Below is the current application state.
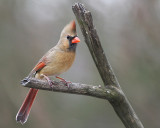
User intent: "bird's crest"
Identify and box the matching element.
[60,20,77,38]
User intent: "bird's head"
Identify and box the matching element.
[57,21,80,52]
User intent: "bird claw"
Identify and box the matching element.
[56,76,71,87]
[63,81,71,87]
[41,75,72,87]
[41,74,54,88]
[48,80,55,87]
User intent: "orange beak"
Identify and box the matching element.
[72,37,80,43]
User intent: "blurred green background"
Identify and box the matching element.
[0,0,160,128]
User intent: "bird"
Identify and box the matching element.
[16,21,80,124]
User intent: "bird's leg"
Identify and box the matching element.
[56,76,71,86]
[40,74,54,87]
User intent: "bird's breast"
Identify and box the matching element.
[38,51,76,77]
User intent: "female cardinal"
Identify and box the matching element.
[16,21,80,124]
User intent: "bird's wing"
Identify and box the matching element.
[27,61,46,78]
[27,47,58,78]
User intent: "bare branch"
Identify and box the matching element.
[72,3,119,88]
[21,77,120,100]
[72,3,144,128]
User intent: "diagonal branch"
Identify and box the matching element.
[72,3,144,128]
[72,3,120,88]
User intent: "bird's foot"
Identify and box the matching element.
[40,74,55,87]
[56,76,71,87]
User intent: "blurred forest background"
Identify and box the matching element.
[0,0,160,128]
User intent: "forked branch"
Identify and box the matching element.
[21,3,144,128]
[72,3,144,128]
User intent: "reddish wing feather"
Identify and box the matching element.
[33,62,46,72]
[27,61,46,78]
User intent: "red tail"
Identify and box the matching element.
[16,88,38,124]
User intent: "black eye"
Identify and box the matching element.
[67,35,70,39]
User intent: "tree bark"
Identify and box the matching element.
[21,3,144,128]
[72,3,144,128]
[21,77,119,100]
